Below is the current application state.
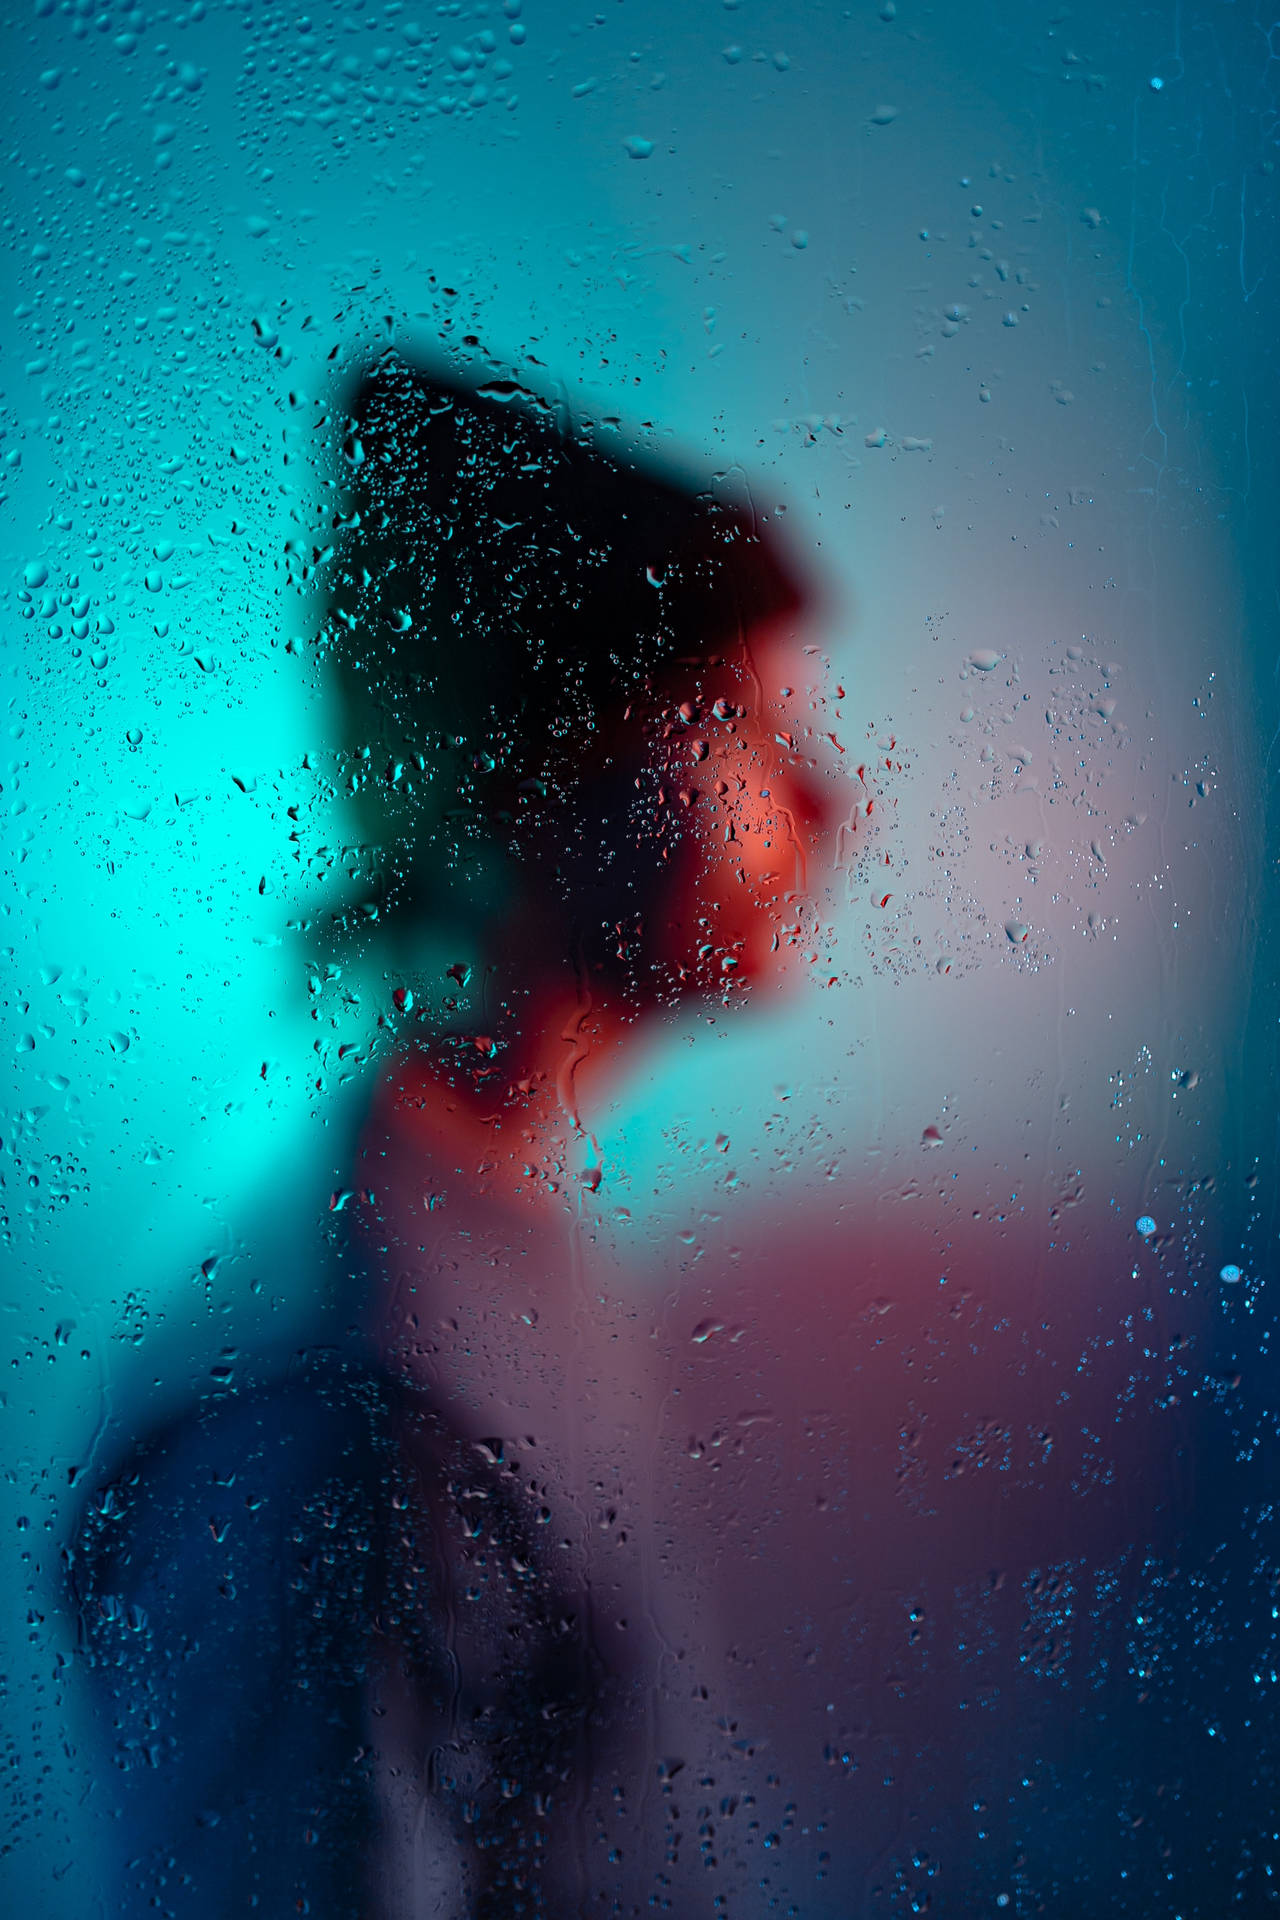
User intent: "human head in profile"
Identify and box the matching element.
[329,348,838,1192]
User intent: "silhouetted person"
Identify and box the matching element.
[72,349,834,1918]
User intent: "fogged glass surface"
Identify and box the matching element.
[3,2,1277,1914]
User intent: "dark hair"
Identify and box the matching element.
[326,352,805,872]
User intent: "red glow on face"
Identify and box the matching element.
[647,627,844,994]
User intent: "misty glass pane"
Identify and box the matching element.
[3,2,1277,1914]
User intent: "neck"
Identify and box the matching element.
[367,980,637,1218]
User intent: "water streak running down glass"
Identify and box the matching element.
[2,3,1278,1916]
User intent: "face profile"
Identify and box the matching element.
[328,352,842,1151]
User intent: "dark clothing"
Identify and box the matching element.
[71,1358,593,1918]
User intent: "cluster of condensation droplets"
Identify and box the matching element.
[1136,1216,1245,1286]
